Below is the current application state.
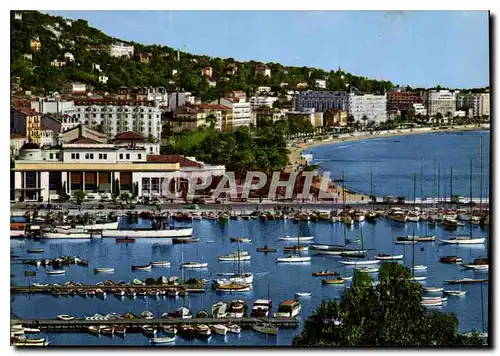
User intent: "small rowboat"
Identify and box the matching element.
[312,270,337,277]
[181,262,208,269]
[322,278,345,285]
[444,290,467,296]
[116,237,136,243]
[228,324,241,334]
[338,260,380,266]
[276,256,311,263]
[150,261,171,267]
[256,246,277,253]
[423,286,444,293]
[162,325,177,335]
[46,269,65,275]
[409,276,427,282]
[114,326,126,335]
[440,237,485,245]
[101,327,114,336]
[395,240,418,245]
[141,325,157,336]
[411,265,428,271]
[27,248,44,253]
[173,238,200,244]
[439,256,463,264]
[94,267,115,273]
[375,254,403,260]
[57,314,74,321]
[230,237,252,243]
[295,292,312,297]
[150,336,176,344]
[131,264,152,271]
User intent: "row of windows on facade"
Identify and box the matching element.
[77,113,160,119]
[77,107,160,113]
[69,153,144,160]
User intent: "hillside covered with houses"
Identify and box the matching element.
[11,10,394,102]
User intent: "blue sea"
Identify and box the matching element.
[305,130,490,199]
[12,218,489,346]
[11,130,490,346]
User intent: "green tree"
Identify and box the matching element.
[73,190,86,205]
[120,192,131,204]
[293,263,487,347]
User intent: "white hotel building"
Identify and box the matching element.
[109,43,135,58]
[73,99,162,140]
[11,132,225,202]
[294,91,387,123]
[425,90,457,117]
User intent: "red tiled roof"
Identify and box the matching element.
[66,137,101,144]
[12,106,39,116]
[113,131,147,143]
[146,155,203,168]
[198,104,231,110]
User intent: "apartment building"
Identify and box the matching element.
[294,91,387,123]
[425,90,457,117]
[387,90,424,112]
[73,99,162,139]
[11,107,42,144]
[249,96,278,109]
[456,92,490,118]
[211,97,252,129]
[31,96,77,117]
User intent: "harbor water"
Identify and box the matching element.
[11,217,489,346]
[306,130,490,199]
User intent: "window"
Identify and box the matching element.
[138,154,142,160]
[119,153,123,159]
[71,153,76,159]
[126,154,130,159]
[76,153,80,159]
[150,147,153,152]
[90,153,94,159]
[99,153,102,159]
[85,153,90,159]
[55,153,60,159]
[103,153,107,159]
[49,153,53,159]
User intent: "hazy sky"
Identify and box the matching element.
[49,10,489,88]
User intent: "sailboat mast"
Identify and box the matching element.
[448,167,452,207]
[433,160,437,209]
[469,160,473,216]
[480,281,485,334]
[413,173,416,209]
[479,135,483,213]
[412,230,415,277]
[437,164,441,206]
[420,159,424,199]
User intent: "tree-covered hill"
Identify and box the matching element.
[11,10,394,101]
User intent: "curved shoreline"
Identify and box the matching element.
[288,124,490,166]
[287,124,490,202]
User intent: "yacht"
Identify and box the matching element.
[274,300,301,317]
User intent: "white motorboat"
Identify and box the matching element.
[150,261,171,267]
[441,218,459,228]
[10,230,25,237]
[275,300,301,317]
[141,326,157,336]
[216,272,253,284]
[252,323,278,336]
[411,265,428,272]
[101,227,193,238]
[387,208,407,223]
[338,260,380,266]
[73,221,120,230]
[276,256,311,263]
[94,267,115,273]
[211,324,228,336]
[462,264,488,271]
[57,314,74,321]
[219,253,251,262]
[215,281,251,292]
[295,292,312,297]
[355,266,379,273]
[420,299,443,306]
[423,286,444,293]
[211,302,228,318]
[181,262,208,269]
[42,231,94,239]
[375,254,403,260]
[409,276,427,282]
[228,324,241,334]
[444,290,467,296]
[440,237,485,244]
[46,269,65,275]
[150,336,176,344]
[279,235,314,242]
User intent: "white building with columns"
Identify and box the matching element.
[11,141,225,202]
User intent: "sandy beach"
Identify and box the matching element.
[287,124,490,202]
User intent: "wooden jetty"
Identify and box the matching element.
[11,283,206,294]
[12,317,299,332]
